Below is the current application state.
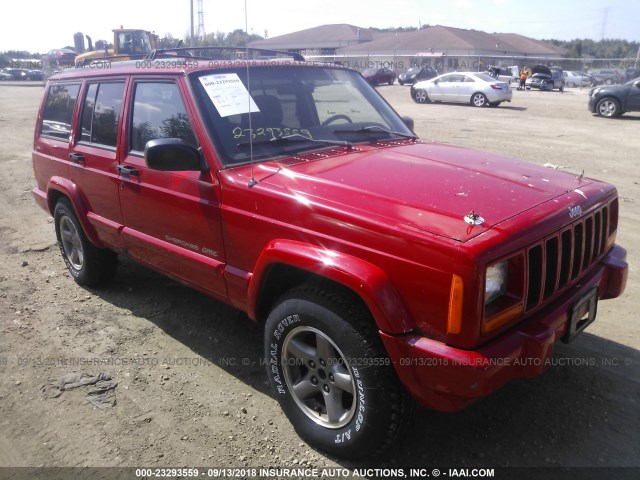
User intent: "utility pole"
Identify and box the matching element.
[197,0,205,38]
[190,0,195,47]
[600,7,609,40]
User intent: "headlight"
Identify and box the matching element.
[485,261,508,305]
[482,256,525,334]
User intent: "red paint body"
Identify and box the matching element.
[32,62,628,411]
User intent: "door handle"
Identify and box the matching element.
[117,165,139,178]
[68,153,85,164]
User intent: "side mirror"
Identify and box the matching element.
[401,116,415,132]
[144,138,207,172]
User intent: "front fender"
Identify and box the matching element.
[46,176,104,248]
[248,239,414,334]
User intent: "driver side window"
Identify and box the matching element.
[129,82,197,154]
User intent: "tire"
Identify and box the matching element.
[412,88,429,104]
[264,285,409,458]
[54,198,118,286]
[595,97,621,118]
[398,80,404,86]
[388,77,395,85]
[567,82,575,88]
[471,92,488,107]
[605,78,613,85]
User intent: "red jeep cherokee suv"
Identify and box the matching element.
[32,50,628,458]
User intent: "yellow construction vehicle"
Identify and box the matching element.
[74,28,159,66]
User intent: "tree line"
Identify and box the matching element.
[544,38,640,59]
[2,31,639,65]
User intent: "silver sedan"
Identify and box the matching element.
[411,72,513,107]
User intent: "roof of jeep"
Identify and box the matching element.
[50,57,351,81]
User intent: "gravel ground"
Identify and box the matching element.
[0,81,638,476]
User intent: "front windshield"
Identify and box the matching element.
[190,65,413,167]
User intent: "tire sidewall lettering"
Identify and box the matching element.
[266,301,370,448]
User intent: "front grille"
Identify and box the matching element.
[525,204,610,312]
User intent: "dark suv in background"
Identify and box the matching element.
[398,65,438,85]
[589,76,640,117]
[525,65,565,91]
[589,69,624,85]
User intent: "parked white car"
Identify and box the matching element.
[411,72,513,107]
[498,66,519,83]
[563,71,595,88]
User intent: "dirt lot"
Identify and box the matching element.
[0,82,638,475]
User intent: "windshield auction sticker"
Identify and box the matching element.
[198,73,259,117]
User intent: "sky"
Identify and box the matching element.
[1,0,638,53]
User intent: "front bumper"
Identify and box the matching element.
[380,245,628,412]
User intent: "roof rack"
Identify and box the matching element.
[145,46,305,62]
[75,54,148,67]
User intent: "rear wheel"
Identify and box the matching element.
[264,285,410,458]
[471,92,488,107]
[388,77,395,85]
[595,97,621,118]
[54,198,118,286]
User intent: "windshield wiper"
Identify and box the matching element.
[333,125,417,140]
[237,133,353,150]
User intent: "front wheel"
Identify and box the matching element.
[595,97,621,118]
[264,285,409,458]
[471,92,488,107]
[412,88,430,103]
[54,198,118,286]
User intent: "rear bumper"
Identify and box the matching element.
[381,245,628,412]
[32,187,50,213]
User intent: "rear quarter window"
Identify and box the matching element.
[40,83,81,140]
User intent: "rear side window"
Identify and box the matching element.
[40,83,81,140]
[129,82,197,153]
[79,82,126,148]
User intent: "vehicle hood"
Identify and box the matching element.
[257,142,590,242]
[590,83,632,96]
[529,73,551,80]
[531,65,553,76]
